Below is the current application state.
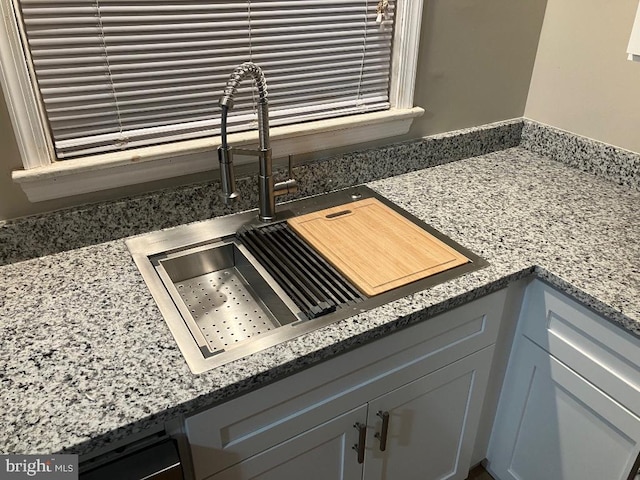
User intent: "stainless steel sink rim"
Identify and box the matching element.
[126,186,489,374]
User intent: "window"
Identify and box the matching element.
[0,0,423,201]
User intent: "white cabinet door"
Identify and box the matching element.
[205,405,367,480]
[364,346,494,480]
[487,338,640,480]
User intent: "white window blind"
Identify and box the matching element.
[15,0,395,160]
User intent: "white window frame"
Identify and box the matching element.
[0,1,424,202]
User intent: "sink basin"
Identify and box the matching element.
[152,240,301,357]
[126,186,488,373]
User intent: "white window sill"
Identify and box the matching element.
[12,107,424,202]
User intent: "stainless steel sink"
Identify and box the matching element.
[126,186,488,374]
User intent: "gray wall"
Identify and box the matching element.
[410,0,547,137]
[525,0,640,154]
[0,0,548,221]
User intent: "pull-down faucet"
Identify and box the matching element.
[218,62,297,222]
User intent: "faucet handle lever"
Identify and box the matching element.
[274,155,297,198]
[274,178,298,197]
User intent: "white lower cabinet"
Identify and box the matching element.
[487,280,640,480]
[185,290,507,480]
[206,347,493,480]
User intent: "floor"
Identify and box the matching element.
[467,465,496,480]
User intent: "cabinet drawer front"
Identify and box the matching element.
[186,289,506,480]
[520,280,640,415]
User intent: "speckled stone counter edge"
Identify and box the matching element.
[520,119,640,191]
[0,119,522,266]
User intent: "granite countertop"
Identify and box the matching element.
[0,146,638,456]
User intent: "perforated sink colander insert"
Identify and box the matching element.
[175,268,278,353]
[152,240,302,357]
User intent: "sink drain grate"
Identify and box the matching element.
[237,222,366,320]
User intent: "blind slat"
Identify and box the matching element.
[51,91,388,138]
[48,85,387,121]
[41,64,390,95]
[31,38,392,66]
[30,32,390,56]
[34,49,390,78]
[25,13,379,25]
[55,97,389,150]
[41,83,390,109]
[37,53,389,85]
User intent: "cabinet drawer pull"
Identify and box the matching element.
[375,410,390,451]
[352,422,367,464]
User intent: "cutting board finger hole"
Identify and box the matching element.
[325,209,353,219]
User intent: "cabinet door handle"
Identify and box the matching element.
[352,422,367,464]
[375,410,390,451]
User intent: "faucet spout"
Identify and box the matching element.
[218,62,295,222]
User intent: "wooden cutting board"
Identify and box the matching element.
[287,198,470,297]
